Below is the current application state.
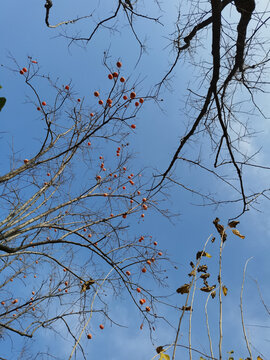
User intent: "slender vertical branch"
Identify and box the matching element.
[240,257,253,360]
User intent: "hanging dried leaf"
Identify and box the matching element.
[232,229,245,239]
[196,251,212,260]
[228,220,240,228]
[81,279,95,292]
[198,265,208,273]
[176,283,190,294]
[222,285,228,296]
[156,346,164,354]
[190,261,195,268]
[181,305,192,311]
[213,218,227,242]
[200,285,216,293]
[203,279,209,286]
[211,290,216,299]
[257,356,263,360]
[188,269,196,277]
[211,236,215,243]
[200,273,210,280]
[159,353,170,360]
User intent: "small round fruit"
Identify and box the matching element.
[24,159,29,164]
[123,186,126,190]
[129,180,134,185]
[141,214,145,218]
[145,306,151,312]
[96,175,101,180]
[31,60,37,64]
[99,324,104,330]
[65,281,68,286]
[131,124,136,129]
[88,142,91,146]
[142,198,147,202]
[42,101,46,106]
[139,98,144,104]
[135,102,139,107]
[137,191,141,195]
[77,98,81,102]
[123,95,128,100]
[107,98,112,105]
[147,260,151,265]
[113,72,118,78]
[99,100,103,105]
[130,199,134,204]
[47,172,50,176]
[65,85,70,90]
[90,113,94,117]
[142,267,146,273]
[87,333,92,339]
[153,241,157,246]
[143,204,148,210]
[37,107,41,111]
[94,91,100,97]
[126,271,131,276]
[22,67,27,73]
[20,70,24,75]
[103,193,108,197]
[122,214,127,219]
[120,77,125,83]
[130,92,136,99]
[108,74,113,80]
[1,301,5,305]
[116,61,122,68]
[139,299,145,305]
[136,287,141,293]
[158,252,163,256]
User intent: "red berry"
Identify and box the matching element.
[99,100,103,105]
[137,191,141,195]
[31,60,37,64]
[143,204,148,210]
[96,175,102,180]
[24,159,29,164]
[139,98,144,104]
[123,95,128,100]
[107,98,112,105]
[108,74,113,80]
[116,61,122,68]
[122,214,127,219]
[136,287,141,293]
[135,102,139,107]
[120,77,125,83]
[142,268,146,273]
[1,301,5,305]
[113,72,118,78]
[77,98,81,102]
[20,70,24,75]
[37,107,41,111]
[141,214,145,218]
[130,92,136,99]
[42,101,46,106]
[154,241,157,246]
[122,186,126,190]
[103,193,108,197]
[158,252,163,256]
[99,324,104,330]
[139,299,145,305]
[65,85,70,90]
[94,91,99,97]
[130,199,134,204]
[88,142,91,146]
[87,334,92,339]
[90,113,94,117]
[126,271,131,276]
[145,306,151,312]
[129,180,134,185]
[131,124,136,129]
[147,260,151,265]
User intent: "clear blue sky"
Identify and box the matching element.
[1,1,270,359]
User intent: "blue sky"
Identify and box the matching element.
[1,1,270,359]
